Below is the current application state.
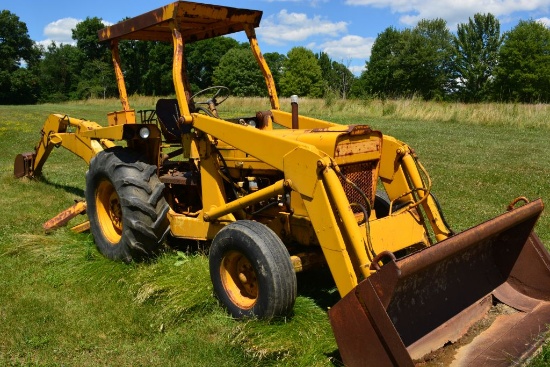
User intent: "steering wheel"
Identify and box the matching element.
[190,86,230,106]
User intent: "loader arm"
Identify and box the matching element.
[189,113,427,296]
[378,134,453,241]
[182,114,363,293]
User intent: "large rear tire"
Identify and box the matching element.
[85,148,170,262]
[209,220,297,319]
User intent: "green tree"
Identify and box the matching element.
[493,20,550,102]
[363,20,455,100]
[0,10,37,71]
[332,60,355,99]
[71,17,116,99]
[76,59,115,99]
[0,68,40,104]
[317,51,334,90]
[213,48,266,96]
[453,13,502,102]
[72,17,109,61]
[142,42,174,96]
[361,27,404,98]
[0,10,41,104]
[264,52,287,92]
[316,52,355,99]
[117,35,175,96]
[399,19,456,99]
[118,40,154,95]
[185,37,240,91]
[38,42,81,102]
[279,47,324,98]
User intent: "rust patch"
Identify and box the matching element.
[43,201,87,232]
[98,2,262,43]
[407,295,493,360]
[337,161,377,208]
[335,140,380,157]
[14,152,35,178]
[416,302,519,367]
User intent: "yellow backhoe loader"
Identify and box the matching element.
[14,2,550,365]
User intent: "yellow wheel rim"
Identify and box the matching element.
[95,179,122,245]
[220,250,258,309]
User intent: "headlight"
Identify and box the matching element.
[139,127,150,139]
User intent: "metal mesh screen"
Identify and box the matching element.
[338,162,376,211]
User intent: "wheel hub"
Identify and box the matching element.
[221,251,258,309]
[108,191,122,231]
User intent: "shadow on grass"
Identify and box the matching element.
[296,266,340,310]
[165,235,210,255]
[40,176,85,198]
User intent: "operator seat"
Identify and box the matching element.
[155,98,190,142]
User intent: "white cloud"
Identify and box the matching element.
[37,18,113,48]
[41,18,81,46]
[37,39,55,48]
[258,9,348,45]
[538,17,550,27]
[319,35,375,60]
[345,0,550,27]
[348,64,366,74]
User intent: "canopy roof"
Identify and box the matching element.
[98,1,262,43]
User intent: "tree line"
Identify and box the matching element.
[1,10,549,105]
[357,14,550,103]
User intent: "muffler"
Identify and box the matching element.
[329,198,550,366]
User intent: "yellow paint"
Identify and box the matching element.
[95,179,123,244]
[107,110,135,126]
[299,177,359,297]
[271,110,338,130]
[110,41,131,112]
[171,27,193,123]
[245,25,279,110]
[369,211,429,253]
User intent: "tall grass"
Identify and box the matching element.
[1,98,549,366]
[42,95,550,129]
[223,96,550,129]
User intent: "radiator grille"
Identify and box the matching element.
[338,162,376,211]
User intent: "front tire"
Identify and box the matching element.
[85,148,170,262]
[209,220,297,319]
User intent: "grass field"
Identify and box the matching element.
[0,97,549,366]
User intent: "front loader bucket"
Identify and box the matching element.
[329,199,550,366]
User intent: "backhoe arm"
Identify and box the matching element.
[14,114,116,178]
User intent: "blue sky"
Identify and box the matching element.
[3,0,550,74]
